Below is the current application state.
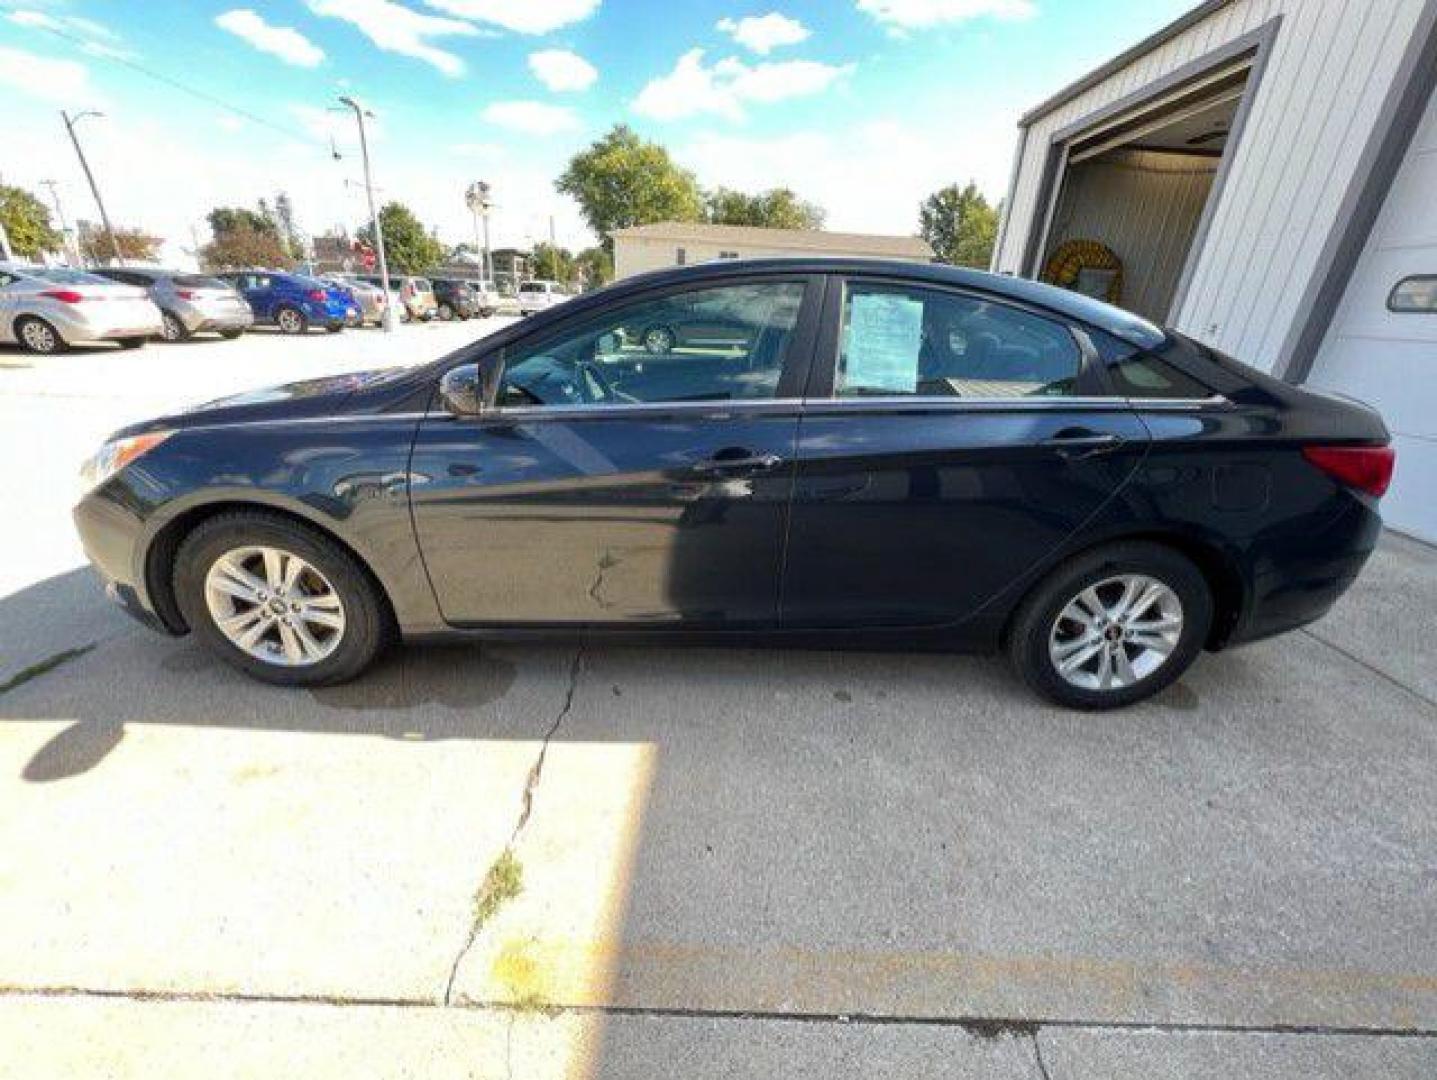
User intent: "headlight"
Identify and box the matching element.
[80,430,175,493]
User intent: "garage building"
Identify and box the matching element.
[995,0,1437,541]
[611,222,933,281]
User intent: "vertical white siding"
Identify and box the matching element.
[995,0,1427,372]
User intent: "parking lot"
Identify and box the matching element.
[1,324,1434,1078]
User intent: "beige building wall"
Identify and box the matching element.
[614,237,920,279]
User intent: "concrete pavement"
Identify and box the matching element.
[1,326,1434,1077]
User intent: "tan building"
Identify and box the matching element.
[610,222,933,280]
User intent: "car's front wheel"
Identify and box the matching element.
[160,311,189,342]
[1007,541,1211,710]
[173,511,391,686]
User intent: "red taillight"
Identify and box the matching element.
[308,289,327,301]
[1302,444,1395,497]
[176,289,197,300]
[41,289,86,304]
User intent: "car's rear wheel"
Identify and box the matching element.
[219,328,245,340]
[160,311,189,342]
[1007,541,1211,710]
[642,325,676,354]
[275,306,307,335]
[173,512,391,686]
[117,337,147,349]
[15,316,66,355]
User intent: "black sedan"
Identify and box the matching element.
[73,259,1394,709]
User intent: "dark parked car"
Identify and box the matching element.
[214,270,356,334]
[430,278,482,321]
[93,268,253,342]
[73,259,1394,709]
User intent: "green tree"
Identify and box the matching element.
[574,245,613,290]
[556,125,703,251]
[77,222,161,264]
[201,205,291,269]
[531,242,575,283]
[705,187,825,230]
[919,182,999,269]
[357,202,445,275]
[0,184,63,258]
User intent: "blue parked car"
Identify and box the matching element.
[216,270,357,334]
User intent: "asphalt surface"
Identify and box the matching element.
[1,324,1434,1078]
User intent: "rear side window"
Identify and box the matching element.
[1091,330,1213,400]
[836,282,1082,399]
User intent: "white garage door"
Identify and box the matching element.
[1307,88,1437,543]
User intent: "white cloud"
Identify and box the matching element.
[0,46,94,104]
[7,9,136,59]
[422,0,600,35]
[677,118,1018,235]
[481,100,580,135]
[528,49,597,92]
[716,12,810,55]
[306,0,478,77]
[633,49,852,122]
[215,9,325,68]
[856,0,1037,30]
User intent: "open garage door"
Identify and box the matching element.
[1026,56,1258,323]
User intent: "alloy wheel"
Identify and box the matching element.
[162,313,185,341]
[1047,573,1183,691]
[277,309,303,334]
[20,319,59,353]
[204,545,346,667]
[643,327,674,354]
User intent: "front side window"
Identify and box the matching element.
[836,282,1082,399]
[498,280,807,408]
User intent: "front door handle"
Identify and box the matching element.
[1040,429,1126,460]
[693,450,784,476]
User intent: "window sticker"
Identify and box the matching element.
[845,291,922,393]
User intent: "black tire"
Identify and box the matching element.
[326,323,343,333]
[275,306,308,335]
[1006,541,1212,710]
[160,311,190,342]
[438,303,454,321]
[480,308,495,319]
[173,511,392,687]
[117,336,147,350]
[219,328,245,340]
[15,315,66,354]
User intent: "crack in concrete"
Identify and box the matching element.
[4,984,1437,1042]
[441,647,585,1006]
[1300,628,1437,712]
[0,643,96,695]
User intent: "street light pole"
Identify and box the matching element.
[41,180,73,265]
[61,110,122,267]
[465,181,493,285]
[338,96,397,332]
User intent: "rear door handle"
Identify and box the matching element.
[694,451,784,476]
[1040,430,1126,459]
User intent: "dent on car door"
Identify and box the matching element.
[408,275,823,626]
[780,277,1149,629]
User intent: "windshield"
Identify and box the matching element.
[519,282,547,294]
[33,268,112,285]
[174,274,230,289]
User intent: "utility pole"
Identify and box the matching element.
[338,96,398,332]
[41,180,73,265]
[61,110,123,267]
[465,181,493,284]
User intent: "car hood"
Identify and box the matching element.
[113,367,417,437]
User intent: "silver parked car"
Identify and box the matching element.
[94,267,253,342]
[322,275,387,326]
[0,265,163,354]
[516,279,568,316]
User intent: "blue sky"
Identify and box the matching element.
[1,0,1194,260]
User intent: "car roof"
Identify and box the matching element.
[609,257,1166,347]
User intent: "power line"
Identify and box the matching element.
[26,21,321,146]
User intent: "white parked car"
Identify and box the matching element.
[516,279,568,316]
[471,279,501,318]
[0,265,163,353]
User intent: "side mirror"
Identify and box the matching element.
[439,362,486,416]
